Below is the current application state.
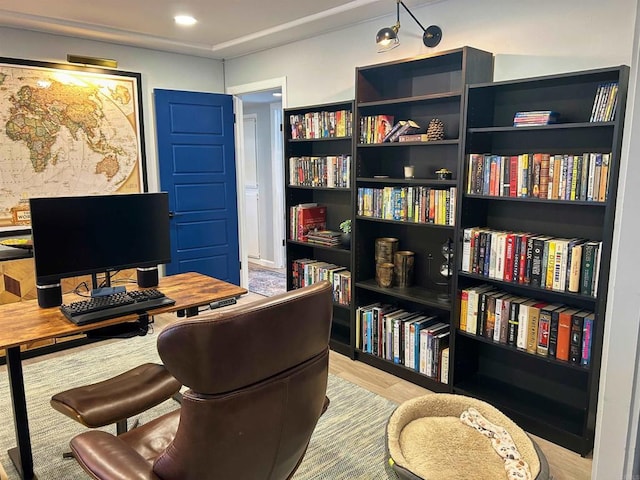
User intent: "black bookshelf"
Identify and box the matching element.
[453,66,629,455]
[283,100,355,358]
[351,47,494,389]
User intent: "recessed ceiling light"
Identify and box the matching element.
[175,15,197,26]
[272,92,282,97]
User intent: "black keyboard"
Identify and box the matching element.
[60,289,176,326]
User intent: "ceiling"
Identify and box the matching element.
[0,0,439,60]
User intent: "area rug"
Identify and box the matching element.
[0,330,398,479]
[248,263,287,297]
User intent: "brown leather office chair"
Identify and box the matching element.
[70,280,334,480]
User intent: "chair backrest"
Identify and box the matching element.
[153,281,333,480]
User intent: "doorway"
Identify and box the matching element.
[227,78,287,291]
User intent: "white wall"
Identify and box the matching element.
[225,0,635,107]
[226,1,640,478]
[0,26,225,192]
[596,4,640,477]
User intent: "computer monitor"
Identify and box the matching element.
[29,192,172,289]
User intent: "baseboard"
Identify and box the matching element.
[248,259,276,269]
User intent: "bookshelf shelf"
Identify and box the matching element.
[358,178,458,187]
[288,136,352,143]
[462,194,607,207]
[286,239,351,254]
[456,329,592,371]
[357,91,462,108]
[284,100,355,358]
[356,279,452,310]
[467,122,615,133]
[455,65,629,456]
[357,139,459,147]
[355,216,456,230]
[457,272,598,305]
[353,350,450,393]
[286,185,350,192]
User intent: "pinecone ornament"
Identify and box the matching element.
[426,118,445,141]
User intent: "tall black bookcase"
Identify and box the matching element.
[352,47,494,388]
[453,66,629,455]
[283,100,355,357]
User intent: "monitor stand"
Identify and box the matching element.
[90,272,125,298]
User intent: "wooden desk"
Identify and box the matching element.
[0,272,246,480]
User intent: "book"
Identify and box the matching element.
[506,297,524,346]
[515,299,535,349]
[555,307,578,361]
[547,303,567,358]
[526,302,546,354]
[424,323,448,377]
[432,331,450,380]
[356,302,381,351]
[567,241,585,293]
[581,312,595,367]
[570,310,590,364]
[440,347,450,384]
[580,241,600,296]
[293,204,327,242]
[398,133,429,142]
[499,295,516,344]
[513,110,559,126]
[387,120,420,143]
[466,284,493,335]
[483,291,499,339]
[537,303,563,356]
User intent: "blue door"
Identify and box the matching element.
[154,89,240,285]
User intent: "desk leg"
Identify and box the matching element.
[6,346,36,480]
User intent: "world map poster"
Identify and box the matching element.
[0,58,145,230]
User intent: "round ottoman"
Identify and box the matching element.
[385,394,550,480]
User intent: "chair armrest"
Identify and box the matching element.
[71,430,161,480]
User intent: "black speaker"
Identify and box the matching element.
[137,267,159,288]
[36,282,62,308]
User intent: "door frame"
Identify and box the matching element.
[227,77,287,289]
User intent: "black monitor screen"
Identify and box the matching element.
[29,193,171,284]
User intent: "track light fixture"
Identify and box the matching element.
[376,0,442,52]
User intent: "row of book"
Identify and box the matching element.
[460,285,595,367]
[356,303,449,382]
[289,203,326,242]
[382,119,422,142]
[306,230,342,247]
[289,110,352,139]
[513,110,559,127]
[359,114,394,144]
[288,155,351,188]
[590,82,618,122]
[462,227,602,297]
[466,152,612,202]
[291,258,351,306]
[357,186,456,226]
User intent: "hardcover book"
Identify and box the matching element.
[581,312,595,367]
[555,307,577,361]
[570,310,590,364]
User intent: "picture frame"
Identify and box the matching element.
[0,56,147,232]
